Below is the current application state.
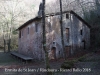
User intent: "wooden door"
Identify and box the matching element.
[65,46,71,57]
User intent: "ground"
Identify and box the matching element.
[0,50,100,75]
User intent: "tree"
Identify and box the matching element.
[59,0,66,60]
[0,0,27,52]
[42,0,51,75]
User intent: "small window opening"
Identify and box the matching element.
[48,17,51,22]
[53,42,55,44]
[49,23,52,32]
[19,31,21,38]
[80,30,82,35]
[22,30,23,36]
[35,23,38,32]
[66,14,69,19]
[82,40,86,49]
[59,51,60,55]
[28,27,29,34]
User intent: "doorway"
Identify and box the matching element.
[51,47,56,60]
[82,40,86,49]
[65,46,71,57]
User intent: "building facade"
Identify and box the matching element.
[17,11,90,60]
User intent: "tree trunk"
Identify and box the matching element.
[4,39,6,52]
[8,27,11,52]
[3,32,6,53]
[42,0,52,75]
[8,39,11,52]
[59,0,66,60]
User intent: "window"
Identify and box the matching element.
[66,28,69,42]
[19,31,21,38]
[48,22,52,32]
[35,23,38,32]
[48,17,51,22]
[80,29,82,35]
[53,42,55,44]
[22,30,23,36]
[66,14,69,19]
[47,17,52,32]
[59,51,60,55]
[82,40,86,49]
[28,27,29,34]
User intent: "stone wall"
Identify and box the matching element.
[18,12,90,60]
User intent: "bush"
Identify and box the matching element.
[61,60,77,69]
[78,56,86,62]
[61,63,72,69]
[61,54,89,69]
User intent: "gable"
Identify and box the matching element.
[70,11,91,28]
[17,17,41,30]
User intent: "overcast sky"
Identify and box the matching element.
[0,0,96,26]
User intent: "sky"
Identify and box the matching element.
[0,0,96,26]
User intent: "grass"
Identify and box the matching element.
[0,52,18,65]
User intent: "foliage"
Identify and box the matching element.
[81,0,100,48]
[77,56,86,62]
[12,30,18,35]
[61,60,77,69]
[0,0,36,52]
[10,35,18,50]
[61,53,90,69]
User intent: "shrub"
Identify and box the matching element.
[78,56,86,62]
[61,60,77,69]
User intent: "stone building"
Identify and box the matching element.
[17,10,91,60]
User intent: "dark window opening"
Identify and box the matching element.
[66,28,69,42]
[35,23,38,32]
[66,14,69,19]
[53,42,55,44]
[19,31,21,38]
[22,30,23,36]
[28,27,29,34]
[59,51,60,55]
[82,40,86,49]
[80,30,82,35]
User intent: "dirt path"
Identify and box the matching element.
[0,52,64,75]
[0,52,100,75]
[0,60,64,75]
